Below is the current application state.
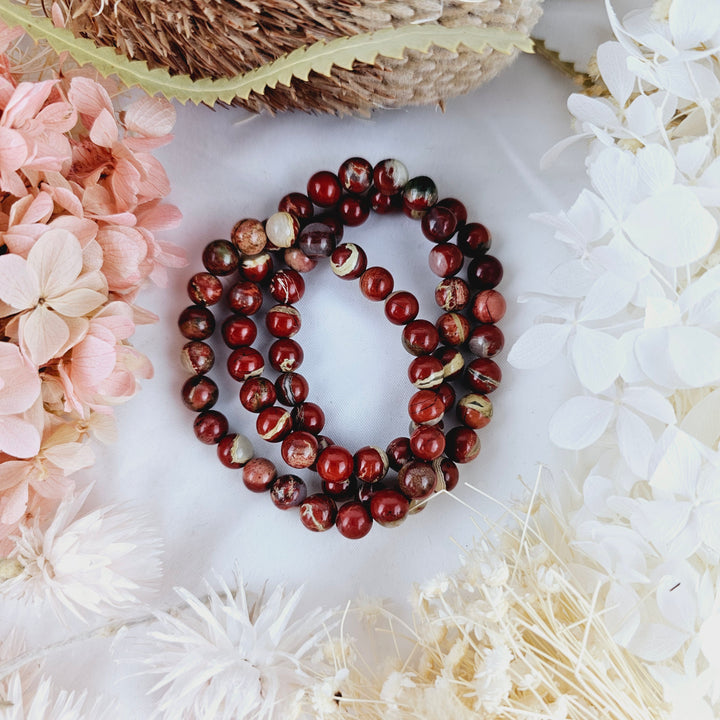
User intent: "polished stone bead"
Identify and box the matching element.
[434,277,470,312]
[437,197,468,227]
[385,291,419,325]
[300,494,338,532]
[278,192,314,221]
[269,339,304,372]
[435,381,457,412]
[222,315,257,348]
[316,445,354,482]
[182,375,218,411]
[354,446,389,483]
[436,312,470,346]
[265,304,301,338]
[298,222,337,258]
[187,272,223,305]
[292,402,325,434]
[179,305,215,341]
[432,457,459,491]
[336,501,373,539]
[408,389,445,425]
[468,324,504,358]
[408,355,445,389]
[330,243,367,280]
[369,186,400,214]
[202,239,239,276]
[314,213,344,242]
[357,480,384,505]
[269,269,305,304]
[457,393,493,429]
[227,347,264,381]
[338,195,370,226]
[428,243,464,278]
[434,346,465,381]
[457,222,492,256]
[398,460,437,499]
[227,280,263,316]
[339,157,373,195]
[386,436,412,471]
[275,372,309,406]
[370,489,410,527]
[465,358,502,393]
[181,341,215,375]
[402,319,440,356]
[231,218,267,255]
[445,426,481,463]
[373,159,409,196]
[271,474,307,509]
[242,457,277,492]
[360,266,394,301]
[471,290,506,324]
[402,176,438,219]
[421,205,457,242]
[467,255,503,290]
[408,417,445,435]
[256,406,293,442]
[265,211,300,249]
[193,410,228,444]
[307,170,342,207]
[284,247,317,273]
[281,430,319,469]
[239,376,277,413]
[410,425,446,461]
[217,432,254,468]
[311,435,335,471]
[321,476,357,500]
[240,251,273,283]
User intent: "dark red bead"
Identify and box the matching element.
[386,437,412,471]
[278,192,314,221]
[402,176,438,219]
[284,247,317,273]
[336,501,373,539]
[468,324,504,358]
[242,457,277,492]
[370,489,410,527]
[181,341,215,375]
[311,435,335,471]
[265,305,301,338]
[298,222,337,258]
[435,277,470,312]
[216,433,254,468]
[275,372,309,406]
[408,355,445,389]
[428,243,464,278]
[256,406,293,442]
[193,410,228,444]
[321,476,357,500]
[239,376,277,413]
[281,431,319,469]
[471,290,506,323]
[241,252,273,283]
[436,381,457,411]
[330,243,367,280]
[269,269,305,304]
[457,223,492,256]
[291,402,325,434]
[271,475,307,509]
[307,170,342,207]
[465,358,502,393]
[313,213,344,242]
[339,157,373,195]
[410,425,445,461]
[402,319,440,356]
[179,305,215,341]
[457,393,493,429]
[360,267,394,301]
[421,205,457,242]
[408,389,444,425]
[385,291,419,325]
[202,239,239,276]
[369,186,400,213]
[269,339,304,372]
[354,446,389,483]
[398,460,437,499]
[187,272,223,305]
[436,312,470,346]
[373,159,409,196]
[227,280,263,315]
[446,426,480,463]
[300,494,337,532]
[357,480,384,505]
[434,346,465,381]
[437,198,467,226]
[316,445,354,482]
[434,457,459,492]
[338,195,370,227]
[231,218,267,255]
[227,347,264,381]
[181,375,218,411]
[222,315,257,348]
[467,255,503,290]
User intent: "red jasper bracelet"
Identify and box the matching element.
[178,157,505,539]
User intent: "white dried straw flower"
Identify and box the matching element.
[0,486,162,622]
[140,571,335,720]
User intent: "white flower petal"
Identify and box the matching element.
[578,271,634,321]
[571,326,623,393]
[549,395,614,449]
[616,407,654,477]
[596,41,635,106]
[680,387,720,448]
[622,386,676,423]
[625,94,659,138]
[49,288,106,317]
[635,328,683,388]
[649,428,702,498]
[668,326,720,387]
[644,296,681,329]
[0,253,39,310]
[627,622,688,661]
[567,93,619,128]
[548,259,598,297]
[19,306,69,366]
[669,0,720,49]
[604,582,641,646]
[700,614,720,668]
[676,137,711,178]
[27,228,83,299]
[630,499,692,551]
[589,147,639,219]
[636,143,676,194]
[507,322,571,369]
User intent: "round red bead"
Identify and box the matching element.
[278,192,314,220]
[188,272,223,305]
[457,223,492,256]
[227,347,264,381]
[445,426,481,464]
[457,393,493,429]
[370,489,410,527]
[265,305,301,338]
[241,252,274,283]
[435,277,470,312]
[360,267,394,301]
[373,159,409,196]
[322,476,357,500]
[354,446,389,483]
[182,375,218,411]
[227,280,263,316]
[421,205,457,242]
[284,247,317,274]
[408,389,445,425]
[181,341,215,375]
[275,372,309,406]
[467,255,503,290]
[433,457,459,491]
[269,269,305,304]
[239,376,277,413]
[402,176,438,219]
[468,324,504,358]
[193,410,228,444]
[336,501,373,539]
[242,457,277,492]
[437,197,467,226]
[300,494,338,532]
[330,243,367,280]
[281,431,319,469]
[339,157,373,195]
[428,243,464,278]
[338,195,370,226]
[436,312,470,346]
[386,436,412,471]
[291,402,325,434]
[314,213,344,242]
[202,239,239,276]
[465,358,502,393]
[222,315,257,348]
[385,291,419,325]
[269,339,304,372]
[471,290,506,323]
[369,186,399,213]
[398,460,437,499]
[316,445,354,483]
[179,305,215,341]
[231,218,267,255]
[216,433,254,468]
[402,319,440,356]
[298,222,337,258]
[256,406,293,442]
[408,355,445,389]
[271,475,307,509]
[436,382,457,412]
[410,425,446,461]
[307,171,342,207]
[434,346,465,381]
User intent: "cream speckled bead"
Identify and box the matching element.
[265,211,299,249]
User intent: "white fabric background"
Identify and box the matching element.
[0,0,644,714]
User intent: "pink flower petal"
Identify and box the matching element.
[136,152,171,199]
[0,414,41,458]
[44,184,84,217]
[124,95,175,137]
[0,343,41,414]
[110,156,141,212]
[19,305,70,365]
[35,100,77,134]
[89,107,118,148]
[42,441,94,475]
[3,80,57,127]
[136,200,182,231]
[72,332,116,387]
[0,253,38,310]
[0,473,29,524]
[68,77,114,128]
[27,228,83,298]
[0,127,26,172]
[50,287,105,317]
[0,168,28,197]
[96,225,147,291]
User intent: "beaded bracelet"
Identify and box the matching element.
[178,157,505,539]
